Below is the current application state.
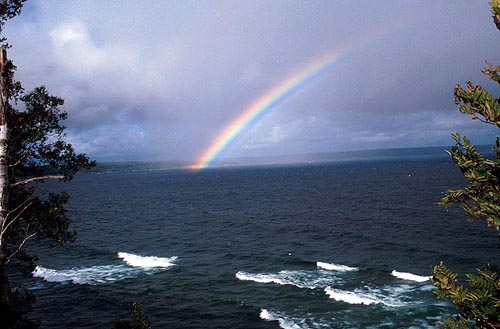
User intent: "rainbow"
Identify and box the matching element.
[192,51,344,170]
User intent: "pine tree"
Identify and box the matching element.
[431,1,500,328]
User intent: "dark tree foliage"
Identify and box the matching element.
[0,1,95,328]
[431,1,500,328]
[0,0,26,46]
[0,76,95,327]
[2,85,96,266]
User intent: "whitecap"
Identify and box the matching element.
[317,261,358,272]
[260,309,337,328]
[391,270,430,283]
[260,309,301,329]
[324,287,381,305]
[117,252,178,268]
[236,270,342,289]
[32,264,141,285]
[32,253,178,285]
[324,287,407,307]
[236,271,287,285]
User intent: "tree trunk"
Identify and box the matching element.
[0,264,18,329]
[0,46,8,249]
[0,47,12,320]
[0,264,13,307]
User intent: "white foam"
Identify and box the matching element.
[260,309,301,329]
[32,264,140,285]
[236,271,287,285]
[236,270,341,289]
[391,270,430,283]
[324,287,406,307]
[32,253,178,285]
[317,262,358,272]
[117,252,177,268]
[325,287,380,305]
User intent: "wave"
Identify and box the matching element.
[316,261,358,272]
[324,287,408,307]
[117,252,177,268]
[236,270,342,289]
[32,264,142,285]
[260,309,301,329]
[391,270,430,283]
[33,252,178,285]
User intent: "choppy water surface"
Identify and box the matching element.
[15,156,500,328]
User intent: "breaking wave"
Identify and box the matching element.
[32,264,141,285]
[391,270,430,283]
[324,286,409,307]
[316,261,358,272]
[260,309,301,329]
[33,252,178,285]
[235,269,342,289]
[117,252,178,268]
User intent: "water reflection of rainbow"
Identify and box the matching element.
[192,52,343,170]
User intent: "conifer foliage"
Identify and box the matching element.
[431,1,500,328]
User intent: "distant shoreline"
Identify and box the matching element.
[86,144,493,172]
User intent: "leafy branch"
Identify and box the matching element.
[431,2,500,328]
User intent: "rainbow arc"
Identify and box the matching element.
[192,52,344,170]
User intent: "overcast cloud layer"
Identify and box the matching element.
[4,1,500,163]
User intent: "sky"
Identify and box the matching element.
[4,1,500,165]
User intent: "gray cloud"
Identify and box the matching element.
[4,0,500,163]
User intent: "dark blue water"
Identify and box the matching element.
[14,157,500,328]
